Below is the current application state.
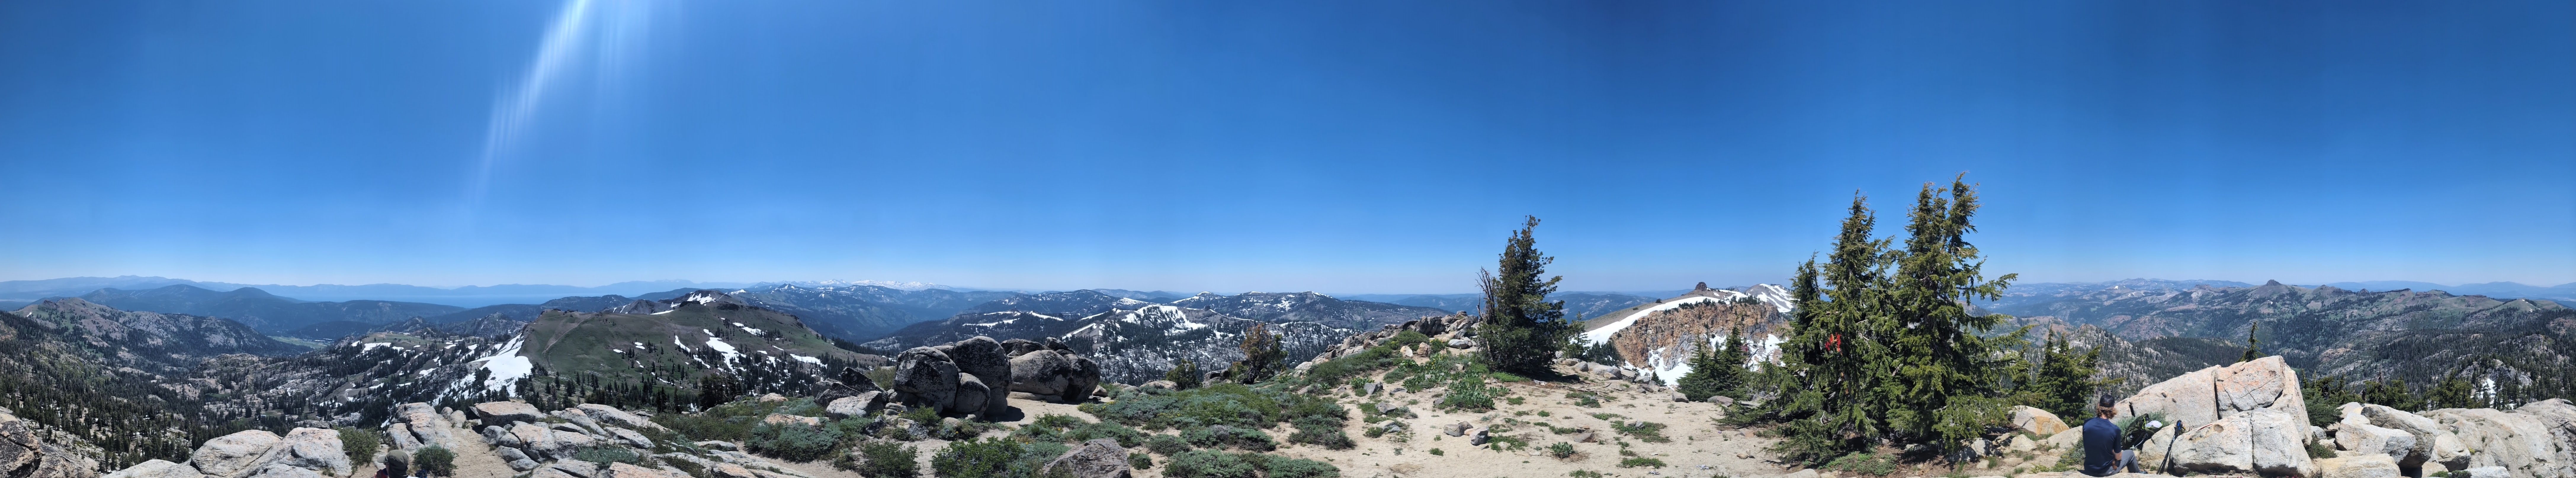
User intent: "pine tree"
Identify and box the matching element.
[2425,374,2479,410]
[2018,330,2108,421]
[1766,195,1897,465]
[2240,321,2266,363]
[1475,216,1573,375]
[2361,379,2423,411]
[1677,330,1748,402]
[1229,323,1287,383]
[1883,176,2027,454]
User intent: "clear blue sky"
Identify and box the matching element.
[2,1,2569,293]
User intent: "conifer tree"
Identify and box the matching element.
[1767,195,1897,465]
[2017,330,2108,421]
[1677,329,1748,401]
[1884,177,2028,452]
[2424,374,2479,410]
[1230,323,1287,383]
[1476,216,1573,375]
[2240,321,2266,363]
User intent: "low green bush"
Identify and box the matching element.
[749,423,840,462]
[1127,453,1153,470]
[1287,416,1353,450]
[1548,442,1576,458]
[335,427,381,463]
[1617,457,1666,469]
[1263,456,1340,478]
[1823,452,1895,476]
[931,437,1021,478]
[412,446,455,477]
[1427,448,1443,456]
[844,441,919,478]
[1182,426,1276,451]
[569,446,643,465]
[1144,434,1191,455]
[1609,421,1669,443]
[1162,450,1258,478]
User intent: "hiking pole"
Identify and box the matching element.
[2158,419,2185,475]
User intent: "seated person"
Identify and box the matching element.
[2083,395,2139,477]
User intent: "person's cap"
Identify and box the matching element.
[2096,393,2118,408]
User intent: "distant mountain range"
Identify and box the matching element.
[0,276,762,307]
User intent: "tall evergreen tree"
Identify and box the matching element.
[1230,323,1287,383]
[1884,176,2027,453]
[1678,329,1749,401]
[1475,216,1573,374]
[1767,195,1898,465]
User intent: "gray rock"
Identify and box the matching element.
[1671,391,1689,402]
[510,424,560,461]
[103,460,202,478]
[948,337,1013,406]
[1364,382,1382,395]
[1707,395,1736,407]
[548,460,601,478]
[187,429,284,478]
[476,402,545,428]
[2461,467,2509,478]
[826,392,887,419]
[1042,439,1132,478]
[811,381,882,409]
[508,459,542,472]
[893,347,961,411]
[693,441,737,451]
[385,424,420,451]
[953,374,995,416]
[530,466,580,478]
[1444,422,1470,437]
[606,462,692,478]
[2139,408,2313,478]
[1469,427,1491,446]
[2331,422,2413,461]
[497,446,530,462]
[276,428,350,477]
[483,426,515,447]
[2314,454,2401,478]
[243,464,323,478]
[1008,350,1101,403]
[1447,339,1471,349]
[605,427,654,448]
[1140,381,1177,391]
[2421,408,2564,478]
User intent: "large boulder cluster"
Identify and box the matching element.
[1004,338,1102,403]
[2124,356,2316,477]
[107,427,344,478]
[0,410,98,478]
[894,336,1096,416]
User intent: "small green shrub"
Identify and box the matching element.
[569,446,643,465]
[848,441,919,478]
[749,423,840,462]
[1163,450,1258,478]
[1548,442,1576,458]
[1427,448,1443,456]
[1617,457,1666,468]
[1263,456,1341,478]
[1145,434,1191,455]
[931,437,1021,478]
[1128,453,1153,470]
[412,446,456,477]
[1609,421,1669,443]
[1823,452,1896,476]
[1068,422,1145,447]
[2306,440,2336,460]
[335,427,381,463]
[1570,470,1604,478]
[1182,426,1276,451]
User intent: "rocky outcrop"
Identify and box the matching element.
[1007,349,1102,403]
[2314,454,2402,478]
[0,411,97,478]
[2124,357,2312,477]
[892,336,1016,416]
[475,402,545,427]
[125,427,346,478]
[1042,439,1132,478]
[2419,407,2568,478]
[2011,406,2070,435]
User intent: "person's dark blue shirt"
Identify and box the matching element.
[2081,417,2122,477]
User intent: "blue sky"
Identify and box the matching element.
[1,1,2569,293]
